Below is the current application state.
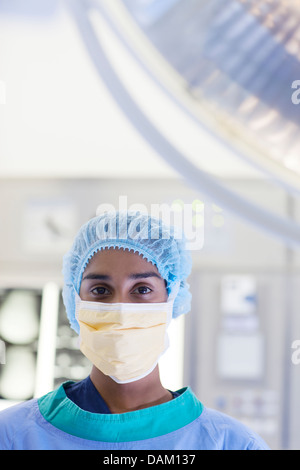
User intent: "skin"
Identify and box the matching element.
[79,247,172,414]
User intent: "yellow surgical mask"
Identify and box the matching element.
[74,289,178,384]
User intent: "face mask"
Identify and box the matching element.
[74,288,178,384]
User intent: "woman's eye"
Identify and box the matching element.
[91,287,110,295]
[133,286,152,295]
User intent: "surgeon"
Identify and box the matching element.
[0,211,270,450]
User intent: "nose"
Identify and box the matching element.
[110,289,131,304]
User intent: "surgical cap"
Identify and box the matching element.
[62,211,192,334]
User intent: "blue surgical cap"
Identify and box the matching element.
[62,211,192,334]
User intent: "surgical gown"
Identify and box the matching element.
[0,381,270,450]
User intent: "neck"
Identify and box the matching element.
[90,365,173,414]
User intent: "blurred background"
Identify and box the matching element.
[0,0,300,450]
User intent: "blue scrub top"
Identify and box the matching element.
[0,379,270,450]
[64,376,180,414]
[64,376,111,413]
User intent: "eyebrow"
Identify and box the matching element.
[82,272,162,282]
[129,272,162,280]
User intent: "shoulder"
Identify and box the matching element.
[0,399,40,449]
[196,406,270,450]
[0,398,38,422]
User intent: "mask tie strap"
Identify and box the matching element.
[168,282,180,301]
[166,282,180,326]
[73,287,82,323]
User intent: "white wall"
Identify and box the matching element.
[0,4,175,178]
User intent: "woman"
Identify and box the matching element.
[0,211,269,449]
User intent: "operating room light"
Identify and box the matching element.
[110,0,300,188]
[66,0,300,249]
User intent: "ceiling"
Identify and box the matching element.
[0,0,263,180]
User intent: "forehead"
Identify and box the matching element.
[83,247,159,275]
